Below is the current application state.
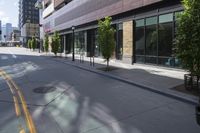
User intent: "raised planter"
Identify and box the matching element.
[196,105,200,126]
[184,74,200,90]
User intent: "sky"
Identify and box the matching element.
[0,0,18,27]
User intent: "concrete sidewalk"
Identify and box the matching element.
[46,53,199,105]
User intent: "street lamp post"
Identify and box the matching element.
[35,0,43,53]
[72,26,75,61]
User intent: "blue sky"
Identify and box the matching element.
[0,0,18,27]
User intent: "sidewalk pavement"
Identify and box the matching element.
[41,52,199,105]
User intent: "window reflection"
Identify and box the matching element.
[135,12,182,67]
[145,16,157,64]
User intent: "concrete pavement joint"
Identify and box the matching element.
[52,58,198,106]
[44,86,73,107]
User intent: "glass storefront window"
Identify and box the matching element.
[94,29,100,57]
[145,17,158,64]
[65,34,72,54]
[158,22,173,57]
[159,13,173,23]
[146,56,157,64]
[145,25,157,56]
[135,19,145,56]
[146,16,157,26]
[145,16,158,58]
[158,57,175,66]
[134,12,181,67]
[136,55,145,63]
[136,19,145,27]
[75,31,86,54]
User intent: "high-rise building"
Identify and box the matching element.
[35,0,44,40]
[1,23,13,42]
[5,23,13,41]
[19,0,40,45]
[42,0,183,67]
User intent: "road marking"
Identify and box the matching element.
[6,80,15,94]
[1,71,15,95]
[13,96,21,117]
[6,49,17,59]
[17,89,36,133]
[19,125,26,133]
[0,69,37,133]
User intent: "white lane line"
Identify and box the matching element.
[7,48,17,59]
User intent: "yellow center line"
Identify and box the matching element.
[6,80,15,95]
[1,71,15,95]
[19,125,26,133]
[13,96,21,117]
[0,69,37,133]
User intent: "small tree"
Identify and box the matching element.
[51,31,60,56]
[98,16,115,70]
[44,34,49,53]
[31,36,37,51]
[175,0,200,89]
[28,39,32,50]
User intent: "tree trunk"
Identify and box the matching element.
[197,76,200,103]
[106,58,109,71]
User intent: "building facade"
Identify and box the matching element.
[12,29,21,42]
[19,0,40,45]
[1,23,13,42]
[5,23,13,41]
[42,0,183,67]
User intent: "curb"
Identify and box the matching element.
[52,58,198,106]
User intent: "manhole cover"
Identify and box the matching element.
[33,86,56,94]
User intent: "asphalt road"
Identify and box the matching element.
[0,47,200,133]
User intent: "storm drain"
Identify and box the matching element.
[33,86,56,94]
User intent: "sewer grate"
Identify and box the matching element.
[33,86,56,94]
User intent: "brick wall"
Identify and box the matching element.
[123,21,133,63]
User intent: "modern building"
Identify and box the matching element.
[12,29,21,42]
[5,23,13,41]
[42,0,183,67]
[1,23,13,42]
[1,25,5,42]
[19,0,40,45]
[35,0,44,40]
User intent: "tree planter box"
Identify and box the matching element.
[184,74,200,90]
[196,105,200,126]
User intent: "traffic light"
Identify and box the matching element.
[0,30,2,35]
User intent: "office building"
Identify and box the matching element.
[12,29,21,42]
[5,23,13,41]
[19,0,40,45]
[42,0,183,67]
[1,23,13,42]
